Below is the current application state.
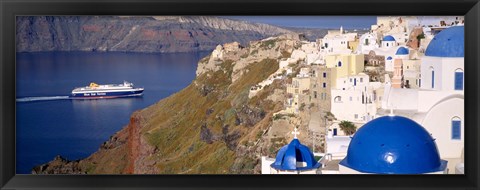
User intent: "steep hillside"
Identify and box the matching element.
[16,16,293,53]
[33,34,304,174]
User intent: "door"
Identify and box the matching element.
[333,128,337,136]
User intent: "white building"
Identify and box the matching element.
[381,26,464,173]
[402,59,422,89]
[320,27,357,55]
[381,35,397,48]
[331,74,383,123]
[357,32,379,54]
[359,35,402,58]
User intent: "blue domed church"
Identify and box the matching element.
[267,128,321,174]
[421,26,464,92]
[382,35,397,48]
[339,116,447,174]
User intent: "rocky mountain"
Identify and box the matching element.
[16,16,294,53]
[33,34,307,174]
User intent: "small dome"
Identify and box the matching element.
[383,35,396,41]
[339,116,447,174]
[386,56,393,60]
[395,47,409,55]
[425,26,464,57]
[271,139,320,171]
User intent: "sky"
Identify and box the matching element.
[220,16,377,29]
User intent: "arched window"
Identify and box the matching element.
[334,96,342,103]
[430,67,435,89]
[338,61,342,67]
[451,117,461,140]
[454,69,464,90]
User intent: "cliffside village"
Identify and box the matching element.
[197,16,465,174]
[250,16,465,174]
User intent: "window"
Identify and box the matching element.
[349,96,352,101]
[452,118,461,140]
[338,61,342,67]
[334,96,342,102]
[354,114,358,119]
[430,67,435,89]
[325,43,328,48]
[323,83,326,88]
[360,78,363,83]
[455,69,464,90]
[323,72,326,78]
[314,91,317,98]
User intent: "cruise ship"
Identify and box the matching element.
[71,81,144,99]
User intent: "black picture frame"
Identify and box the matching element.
[1,0,479,189]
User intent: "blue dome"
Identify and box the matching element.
[383,35,396,41]
[339,116,447,174]
[271,138,320,171]
[425,26,464,57]
[395,47,409,55]
[386,56,393,60]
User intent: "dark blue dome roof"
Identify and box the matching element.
[271,139,320,171]
[386,56,393,60]
[395,47,409,55]
[425,26,464,57]
[340,116,447,174]
[383,35,396,41]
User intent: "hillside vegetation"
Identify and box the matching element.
[33,34,303,174]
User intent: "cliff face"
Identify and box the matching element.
[16,16,293,53]
[33,34,303,174]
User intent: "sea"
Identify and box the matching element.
[15,51,210,174]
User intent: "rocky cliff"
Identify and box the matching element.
[16,16,294,53]
[33,33,305,174]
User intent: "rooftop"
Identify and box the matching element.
[383,35,396,41]
[425,26,464,57]
[339,116,447,174]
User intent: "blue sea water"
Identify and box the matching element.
[16,51,210,174]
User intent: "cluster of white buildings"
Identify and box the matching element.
[260,16,465,175]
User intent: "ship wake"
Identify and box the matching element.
[16,96,71,102]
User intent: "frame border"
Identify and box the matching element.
[1,0,479,189]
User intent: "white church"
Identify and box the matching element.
[381,25,464,173]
